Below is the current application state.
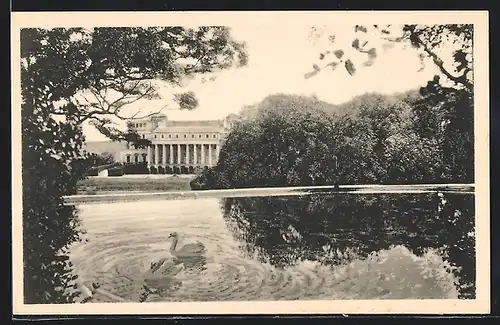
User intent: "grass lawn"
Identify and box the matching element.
[77,175,195,194]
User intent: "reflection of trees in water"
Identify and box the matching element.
[222,193,475,299]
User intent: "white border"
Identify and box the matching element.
[11,11,490,315]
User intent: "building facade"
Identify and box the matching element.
[119,113,238,173]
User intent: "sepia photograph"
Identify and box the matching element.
[11,11,490,315]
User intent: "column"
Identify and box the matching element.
[201,144,205,165]
[169,144,173,164]
[186,144,190,165]
[177,144,181,164]
[155,144,160,166]
[208,144,212,166]
[193,144,198,165]
[147,145,152,166]
[162,144,167,166]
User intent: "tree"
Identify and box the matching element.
[95,152,115,165]
[195,92,439,190]
[411,76,474,182]
[306,24,473,92]
[306,24,474,183]
[21,26,248,303]
[199,94,343,189]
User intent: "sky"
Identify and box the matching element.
[83,24,440,142]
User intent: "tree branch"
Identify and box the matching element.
[411,33,473,92]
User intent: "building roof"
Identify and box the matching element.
[153,120,224,133]
[154,126,223,133]
[167,120,222,127]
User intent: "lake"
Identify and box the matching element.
[69,192,475,302]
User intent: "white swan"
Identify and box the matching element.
[167,232,206,257]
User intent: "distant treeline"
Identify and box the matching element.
[192,78,473,190]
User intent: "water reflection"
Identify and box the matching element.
[71,192,475,302]
[221,193,475,299]
[139,256,208,301]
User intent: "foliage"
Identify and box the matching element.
[107,166,124,177]
[195,92,445,189]
[123,162,150,175]
[21,26,247,303]
[21,26,247,142]
[306,24,473,92]
[85,151,115,167]
[21,100,86,303]
[413,76,474,182]
[211,95,344,188]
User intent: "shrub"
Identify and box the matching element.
[123,162,149,175]
[85,168,99,177]
[107,166,124,177]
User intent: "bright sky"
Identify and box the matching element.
[83,24,440,141]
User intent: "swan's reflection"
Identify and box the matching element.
[140,255,207,301]
[173,255,208,275]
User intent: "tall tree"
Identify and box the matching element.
[21,26,248,303]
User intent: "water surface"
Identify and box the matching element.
[69,193,474,302]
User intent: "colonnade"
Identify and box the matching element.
[146,143,220,167]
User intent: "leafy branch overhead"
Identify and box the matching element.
[305,24,473,92]
[21,26,248,145]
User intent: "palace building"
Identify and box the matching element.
[118,113,238,173]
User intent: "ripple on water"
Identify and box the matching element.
[70,200,460,302]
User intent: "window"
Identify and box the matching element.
[176,134,179,138]
[213,134,217,138]
[142,135,145,139]
[161,134,164,138]
[206,134,209,138]
[126,155,131,163]
[154,135,157,139]
[169,134,171,138]
[199,134,202,138]
[184,134,187,138]
[192,134,195,138]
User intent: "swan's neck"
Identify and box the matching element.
[170,237,178,252]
